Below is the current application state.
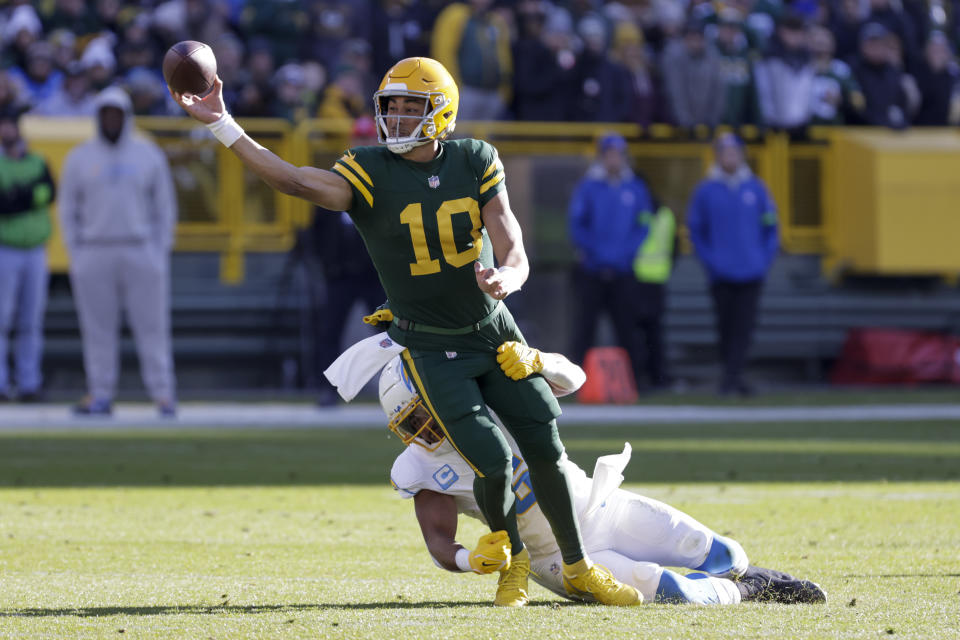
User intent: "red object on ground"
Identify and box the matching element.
[577,346,639,404]
[830,328,960,385]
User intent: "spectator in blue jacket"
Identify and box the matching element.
[568,133,656,388]
[687,133,779,396]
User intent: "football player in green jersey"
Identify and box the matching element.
[171,56,639,607]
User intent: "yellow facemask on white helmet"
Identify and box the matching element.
[373,57,459,154]
[379,356,445,450]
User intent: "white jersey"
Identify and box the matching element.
[390,434,593,567]
[390,432,722,600]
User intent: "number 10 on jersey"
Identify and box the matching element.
[400,197,483,276]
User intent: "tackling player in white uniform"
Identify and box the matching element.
[326,335,826,605]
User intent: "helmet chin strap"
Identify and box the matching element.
[386,137,430,155]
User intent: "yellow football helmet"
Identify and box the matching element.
[373,57,459,154]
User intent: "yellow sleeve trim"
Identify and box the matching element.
[340,152,374,189]
[482,157,502,179]
[333,163,374,207]
[401,351,484,478]
[479,170,505,195]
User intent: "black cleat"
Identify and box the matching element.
[73,396,113,416]
[737,565,827,604]
[157,400,177,418]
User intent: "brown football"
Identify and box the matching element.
[162,40,217,96]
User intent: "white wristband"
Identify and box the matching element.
[497,265,522,296]
[206,111,244,148]
[454,548,473,573]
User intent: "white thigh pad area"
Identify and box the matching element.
[597,489,716,568]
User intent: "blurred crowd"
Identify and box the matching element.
[2,0,960,131]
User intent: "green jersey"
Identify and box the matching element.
[717,42,762,127]
[331,138,508,348]
[0,152,54,249]
[811,59,864,125]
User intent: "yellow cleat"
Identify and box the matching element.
[494,547,530,607]
[562,560,643,606]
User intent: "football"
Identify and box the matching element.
[162,40,217,96]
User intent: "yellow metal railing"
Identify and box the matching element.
[138,116,309,282]
[23,116,832,283]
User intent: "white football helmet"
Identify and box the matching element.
[379,356,444,450]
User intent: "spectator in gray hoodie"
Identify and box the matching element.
[661,19,723,130]
[59,86,178,417]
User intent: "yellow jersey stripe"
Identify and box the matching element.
[340,154,374,188]
[482,158,501,179]
[332,163,373,207]
[479,170,505,195]
[401,351,484,477]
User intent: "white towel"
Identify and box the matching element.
[323,332,405,401]
[583,442,632,518]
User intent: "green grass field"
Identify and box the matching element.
[1,421,959,639]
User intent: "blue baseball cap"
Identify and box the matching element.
[713,132,744,150]
[598,133,627,153]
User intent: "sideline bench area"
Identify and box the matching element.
[35,254,960,392]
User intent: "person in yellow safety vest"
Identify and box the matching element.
[569,133,675,391]
[633,205,677,390]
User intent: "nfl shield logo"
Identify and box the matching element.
[428,175,440,189]
[379,338,393,348]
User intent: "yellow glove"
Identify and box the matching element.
[468,530,511,574]
[496,341,543,381]
[362,308,394,326]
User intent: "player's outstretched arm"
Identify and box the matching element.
[497,341,587,397]
[413,490,509,574]
[475,190,529,300]
[413,489,465,571]
[171,77,352,211]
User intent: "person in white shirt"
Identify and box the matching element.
[326,334,826,605]
[59,87,178,417]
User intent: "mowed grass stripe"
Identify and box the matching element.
[7,437,958,466]
[2,421,960,487]
[565,437,960,456]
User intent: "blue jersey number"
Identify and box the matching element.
[510,456,537,514]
